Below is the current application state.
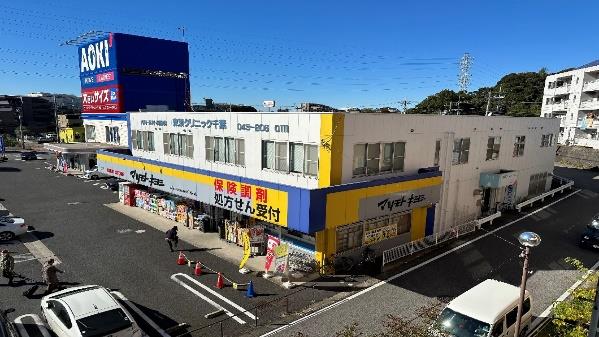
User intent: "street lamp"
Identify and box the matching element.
[514,231,541,337]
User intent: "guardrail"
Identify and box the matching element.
[515,179,574,212]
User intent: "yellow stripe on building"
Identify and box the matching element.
[318,113,344,188]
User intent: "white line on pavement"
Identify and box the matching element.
[528,259,599,334]
[93,183,99,186]
[170,273,246,324]
[20,232,61,266]
[259,189,581,336]
[14,314,52,337]
[111,291,170,337]
[176,273,256,320]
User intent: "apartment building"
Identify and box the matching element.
[541,60,599,149]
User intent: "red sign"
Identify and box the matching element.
[265,235,280,272]
[82,84,121,113]
[95,71,115,83]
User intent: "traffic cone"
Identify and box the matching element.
[246,281,256,298]
[215,272,224,289]
[177,252,186,265]
[194,261,203,276]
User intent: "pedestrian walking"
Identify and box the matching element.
[165,226,179,252]
[0,249,15,286]
[42,258,63,295]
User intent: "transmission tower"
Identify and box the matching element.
[458,52,473,93]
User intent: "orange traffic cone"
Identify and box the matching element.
[215,272,224,289]
[194,261,203,276]
[177,252,186,265]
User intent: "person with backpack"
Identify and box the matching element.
[0,250,15,286]
[165,226,179,252]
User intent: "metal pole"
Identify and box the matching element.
[18,96,24,149]
[220,322,223,337]
[485,91,492,116]
[588,278,599,337]
[514,247,530,337]
[53,95,59,142]
[255,307,258,327]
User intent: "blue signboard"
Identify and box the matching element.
[0,135,5,156]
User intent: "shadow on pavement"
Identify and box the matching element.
[0,167,21,172]
[123,301,189,337]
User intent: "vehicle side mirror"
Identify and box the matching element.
[3,308,15,315]
[45,302,54,309]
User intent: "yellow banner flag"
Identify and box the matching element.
[239,232,251,269]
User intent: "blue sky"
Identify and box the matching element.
[1,0,598,110]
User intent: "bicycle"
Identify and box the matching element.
[318,254,354,276]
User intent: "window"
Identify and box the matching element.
[491,319,504,337]
[205,136,214,161]
[434,140,441,166]
[541,134,553,147]
[528,172,548,196]
[146,132,155,151]
[486,136,501,161]
[85,125,96,142]
[275,142,288,171]
[523,298,531,315]
[263,140,275,170]
[452,138,470,165]
[131,130,137,149]
[49,301,72,329]
[335,213,410,253]
[506,307,518,327]
[205,136,244,165]
[164,133,193,158]
[353,144,367,176]
[352,142,406,177]
[105,126,120,144]
[513,136,526,157]
[290,143,319,176]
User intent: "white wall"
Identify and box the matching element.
[83,120,128,146]
[129,112,322,189]
[342,114,559,230]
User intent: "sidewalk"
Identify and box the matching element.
[106,202,324,288]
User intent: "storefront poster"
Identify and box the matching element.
[249,226,265,243]
[239,232,251,269]
[81,84,121,113]
[363,224,398,245]
[264,235,280,272]
[274,243,289,273]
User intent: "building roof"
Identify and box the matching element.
[44,142,126,154]
[447,279,527,324]
[578,59,599,69]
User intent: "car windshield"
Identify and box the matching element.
[0,218,15,223]
[76,308,132,337]
[434,308,490,337]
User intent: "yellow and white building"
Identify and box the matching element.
[97,112,558,265]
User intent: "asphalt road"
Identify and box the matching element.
[0,153,341,337]
[256,166,599,337]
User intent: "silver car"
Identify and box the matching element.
[0,217,27,241]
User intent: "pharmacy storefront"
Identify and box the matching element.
[97,150,442,270]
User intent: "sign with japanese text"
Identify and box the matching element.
[82,84,121,113]
[358,185,441,220]
[264,235,280,272]
[274,243,289,274]
[171,118,227,130]
[363,224,398,245]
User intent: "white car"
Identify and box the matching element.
[82,168,111,180]
[0,217,27,241]
[41,285,144,337]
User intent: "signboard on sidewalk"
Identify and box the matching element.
[264,235,280,272]
[274,243,288,273]
[239,232,251,269]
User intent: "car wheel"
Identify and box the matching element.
[91,175,99,180]
[0,231,15,241]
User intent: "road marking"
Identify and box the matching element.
[14,314,52,337]
[135,230,146,234]
[170,273,246,324]
[529,259,599,334]
[20,232,61,266]
[93,183,100,186]
[13,252,37,264]
[176,273,256,320]
[66,202,81,205]
[111,291,170,337]
[594,175,599,180]
[259,189,581,336]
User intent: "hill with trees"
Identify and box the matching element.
[408,69,548,117]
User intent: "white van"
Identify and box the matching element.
[434,279,532,337]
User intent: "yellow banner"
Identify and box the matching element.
[239,232,251,269]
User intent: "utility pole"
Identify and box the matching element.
[17,96,24,149]
[53,95,59,142]
[485,91,492,116]
[588,278,599,337]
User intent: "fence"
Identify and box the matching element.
[515,177,574,212]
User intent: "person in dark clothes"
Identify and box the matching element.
[165,226,179,252]
[0,250,15,286]
[42,258,63,295]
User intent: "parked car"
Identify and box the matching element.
[82,167,110,180]
[580,215,599,249]
[0,216,27,241]
[433,279,532,337]
[0,306,18,337]
[104,179,125,191]
[21,151,37,160]
[41,285,145,337]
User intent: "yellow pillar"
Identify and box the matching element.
[411,207,427,241]
[318,113,345,187]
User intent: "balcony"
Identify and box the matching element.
[552,101,569,111]
[579,99,599,110]
[574,137,599,149]
[583,80,599,92]
[553,84,571,95]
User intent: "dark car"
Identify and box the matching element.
[580,215,599,249]
[104,179,124,191]
[20,151,37,160]
[0,307,18,337]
